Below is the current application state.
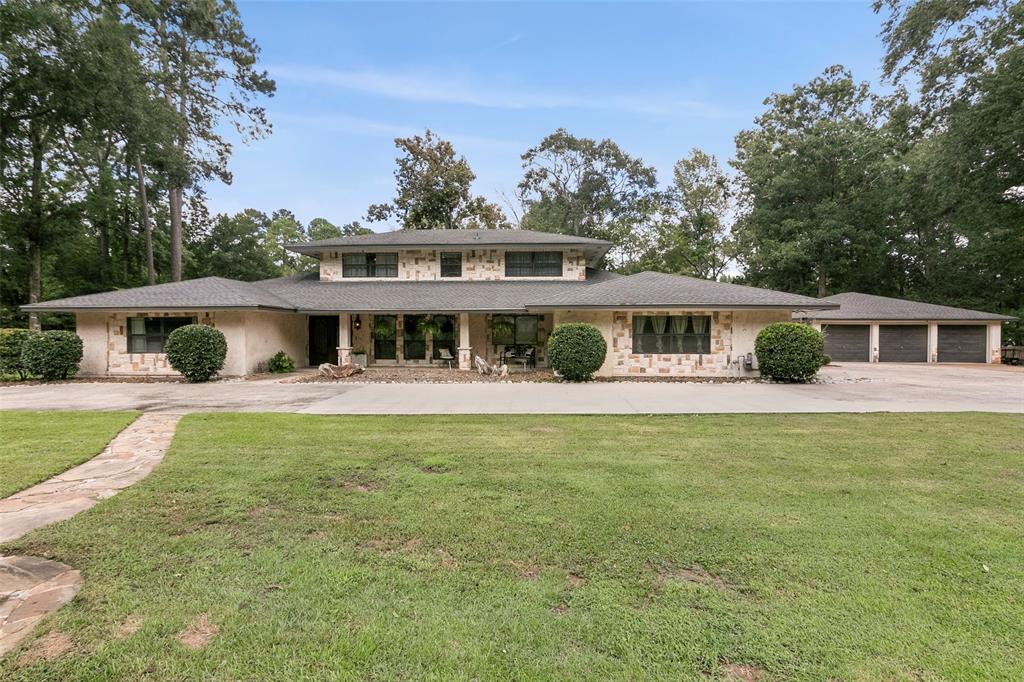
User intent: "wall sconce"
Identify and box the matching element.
[353,314,362,331]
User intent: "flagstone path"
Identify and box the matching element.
[0,412,181,656]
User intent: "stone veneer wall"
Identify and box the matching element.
[608,309,792,377]
[610,310,734,377]
[318,249,587,282]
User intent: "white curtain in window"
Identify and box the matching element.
[670,316,687,334]
[691,316,709,353]
[651,316,667,352]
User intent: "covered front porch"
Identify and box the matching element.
[307,312,554,371]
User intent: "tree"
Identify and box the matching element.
[307,218,373,240]
[875,0,1023,338]
[517,129,657,264]
[653,149,736,280]
[732,66,894,297]
[367,130,508,230]
[124,0,276,280]
[187,209,279,281]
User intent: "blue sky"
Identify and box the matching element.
[208,1,887,230]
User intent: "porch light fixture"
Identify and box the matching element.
[354,314,362,330]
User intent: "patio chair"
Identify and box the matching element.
[438,348,455,369]
[524,346,535,369]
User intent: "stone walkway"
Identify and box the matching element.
[0,412,181,656]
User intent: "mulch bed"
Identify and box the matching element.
[287,368,557,384]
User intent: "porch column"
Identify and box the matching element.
[869,323,880,362]
[337,313,352,365]
[458,312,472,370]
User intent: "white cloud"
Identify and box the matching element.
[269,65,729,118]
[272,112,519,150]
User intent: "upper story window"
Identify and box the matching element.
[128,316,196,353]
[342,252,398,278]
[505,251,563,277]
[632,315,711,354]
[440,252,462,278]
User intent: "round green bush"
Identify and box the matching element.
[165,324,227,382]
[754,322,827,382]
[268,350,295,373]
[547,323,607,381]
[20,330,83,380]
[0,328,37,379]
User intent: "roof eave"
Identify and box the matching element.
[527,302,842,311]
[20,304,296,313]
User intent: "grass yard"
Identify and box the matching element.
[0,411,139,498]
[2,413,1022,680]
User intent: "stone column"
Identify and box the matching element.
[337,313,352,365]
[458,312,472,370]
[927,322,938,363]
[869,323,880,362]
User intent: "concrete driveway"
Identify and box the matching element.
[1,363,1020,414]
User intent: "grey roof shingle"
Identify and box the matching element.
[254,269,622,312]
[285,228,613,254]
[794,292,1016,321]
[528,271,837,309]
[20,277,296,312]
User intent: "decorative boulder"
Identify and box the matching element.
[318,362,363,378]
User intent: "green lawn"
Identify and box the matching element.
[0,411,139,498]
[2,413,1021,680]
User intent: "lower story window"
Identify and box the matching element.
[128,316,196,353]
[493,315,539,346]
[632,315,711,354]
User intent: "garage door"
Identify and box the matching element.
[937,325,987,363]
[822,324,870,362]
[878,325,927,362]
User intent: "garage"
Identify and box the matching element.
[878,325,928,362]
[937,325,987,363]
[822,324,869,362]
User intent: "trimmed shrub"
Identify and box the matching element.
[20,330,83,380]
[165,324,227,382]
[268,350,295,373]
[547,323,607,381]
[754,322,827,382]
[0,328,37,379]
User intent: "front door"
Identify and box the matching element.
[308,315,339,366]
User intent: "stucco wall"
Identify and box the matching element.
[317,249,587,282]
[241,311,307,372]
[732,310,793,369]
[74,310,303,377]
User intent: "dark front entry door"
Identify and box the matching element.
[823,324,870,362]
[308,315,339,366]
[878,325,928,362]
[937,325,987,363]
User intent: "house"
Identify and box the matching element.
[795,292,1014,364]
[22,229,838,378]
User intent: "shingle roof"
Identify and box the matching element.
[794,292,1016,321]
[254,269,622,312]
[20,277,296,312]
[528,271,837,310]
[286,228,612,252]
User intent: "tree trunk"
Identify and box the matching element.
[169,186,182,281]
[817,268,827,298]
[27,123,45,331]
[135,153,156,284]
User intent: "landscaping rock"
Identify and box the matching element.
[318,363,363,378]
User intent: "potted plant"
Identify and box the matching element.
[351,347,367,368]
[416,316,443,340]
[372,317,395,340]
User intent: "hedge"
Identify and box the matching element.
[547,323,607,381]
[754,322,827,382]
[20,330,83,380]
[165,324,227,382]
[0,328,37,379]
